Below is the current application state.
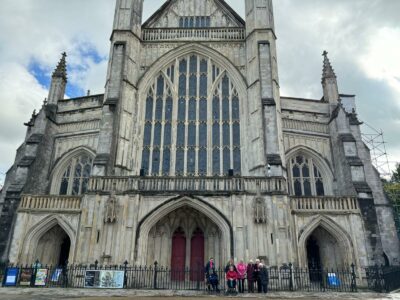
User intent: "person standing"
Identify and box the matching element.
[236,259,246,293]
[205,257,215,278]
[259,263,269,293]
[225,258,237,273]
[254,259,262,293]
[246,259,255,293]
[205,257,215,291]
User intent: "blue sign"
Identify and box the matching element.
[4,268,19,287]
[327,272,341,287]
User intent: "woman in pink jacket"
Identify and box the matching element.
[236,259,247,293]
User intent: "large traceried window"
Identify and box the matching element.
[141,54,241,177]
[288,155,325,196]
[59,154,93,195]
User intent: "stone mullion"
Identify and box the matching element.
[310,159,317,196]
[207,59,213,176]
[184,55,189,176]
[148,78,157,176]
[159,77,166,176]
[195,57,200,176]
[300,161,305,196]
[67,159,77,196]
[171,59,179,176]
[229,82,234,171]
[218,81,223,176]
[289,160,294,196]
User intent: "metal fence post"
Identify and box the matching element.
[63,260,69,288]
[374,264,382,293]
[289,263,294,291]
[123,260,128,288]
[350,263,357,292]
[153,261,158,289]
[32,259,40,287]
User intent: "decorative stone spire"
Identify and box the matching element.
[322,50,336,81]
[52,52,67,82]
[321,51,339,105]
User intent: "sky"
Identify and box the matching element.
[0,0,399,186]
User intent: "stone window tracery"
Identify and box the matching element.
[58,155,93,195]
[289,155,325,196]
[141,55,241,177]
[179,16,211,28]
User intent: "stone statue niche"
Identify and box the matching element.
[253,193,267,224]
[104,189,117,223]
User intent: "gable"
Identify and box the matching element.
[143,0,245,28]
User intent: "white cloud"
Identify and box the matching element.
[0,62,48,180]
[358,27,400,101]
[0,0,399,182]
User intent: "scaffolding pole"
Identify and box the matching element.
[362,123,391,179]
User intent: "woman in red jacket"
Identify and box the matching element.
[226,265,238,291]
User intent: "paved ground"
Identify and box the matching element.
[0,288,399,300]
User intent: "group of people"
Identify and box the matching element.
[205,257,269,294]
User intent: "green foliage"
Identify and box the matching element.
[392,163,400,183]
[385,163,400,205]
[385,183,400,205]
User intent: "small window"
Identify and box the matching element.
[289,154,325,196]
[179,16,211,28]
[58,154,93,196]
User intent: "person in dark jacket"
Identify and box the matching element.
[205,257,215,278]
[254,259,261,292]
[246,259,255,293]
[259,263,269,293]
[224,258,237,273]
[209,270,220,292]
[205,257,216,291]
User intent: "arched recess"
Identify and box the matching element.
[19,215,77,265]
[135,196,233,265]
[50,147,96,195]
[298,216,356,269]
[286,146,334,196]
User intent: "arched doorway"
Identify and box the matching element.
[305,226,343,271]
[190,228,204,281]
[171,228,186,281]
[146,206,223,268]
[34,225,71,266]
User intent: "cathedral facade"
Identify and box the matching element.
[0,0,399,275]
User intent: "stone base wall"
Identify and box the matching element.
[7,193,374,272]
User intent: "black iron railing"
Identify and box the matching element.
[365,265,400,293]
[0,261,365,293]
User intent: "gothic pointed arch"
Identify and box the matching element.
[138,44,246,177]
[286,146,334,196]
[19,214,76,264]
[135,195,233,265]
[50,147,95,195]
[138,43,247,97]
[298,215,355,268]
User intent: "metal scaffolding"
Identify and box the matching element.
[361,123,391,179]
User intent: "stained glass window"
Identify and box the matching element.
[141,56,241,176]
[59,155,93,195]
[289,155,325,196]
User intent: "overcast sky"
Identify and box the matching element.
[0,0,399,185]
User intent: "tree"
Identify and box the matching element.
[391,163,400,183]
[384,164,400,241]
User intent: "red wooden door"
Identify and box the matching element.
[171,228,186,281]
[190,228,204,281]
